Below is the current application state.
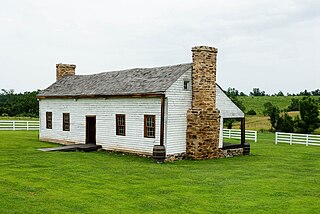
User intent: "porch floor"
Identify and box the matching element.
[223,143,243,149]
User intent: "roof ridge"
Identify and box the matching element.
[90,62,192,76]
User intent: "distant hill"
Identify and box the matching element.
[238,96,320,116]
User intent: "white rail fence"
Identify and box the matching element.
[223,129,257,142]
[0,120,40,131]
[275,132,320,146]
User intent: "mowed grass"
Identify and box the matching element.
[1,131,320,213]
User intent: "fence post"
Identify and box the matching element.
[27,121,29,131]
[290,133,293,145]
[229,129,231,139]
[255,131,257,143]
[275,132,278,144]
[306,134,309,146]
[13,121,15,131]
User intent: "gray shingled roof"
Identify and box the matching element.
[38,63,192,97]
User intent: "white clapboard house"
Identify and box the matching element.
[37,46,245,160]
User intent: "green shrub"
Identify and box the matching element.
[246,109,257,115]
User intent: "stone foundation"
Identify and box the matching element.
[39,137,78,145]
[218,148,243,158]
[165,152,186,162]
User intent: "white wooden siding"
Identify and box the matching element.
[39,71,244,156]
[216,85,244,118]
[165,69,192,155]
[39,97,161,155]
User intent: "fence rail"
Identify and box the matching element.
[0,120,40,131]
[223,129,257,142]
[275,132,320,146]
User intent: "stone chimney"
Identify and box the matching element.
[56,63,76,81]
[186,46,220,160]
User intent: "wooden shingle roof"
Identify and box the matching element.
[38,63,192,98]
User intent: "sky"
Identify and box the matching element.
[0,0,319,94]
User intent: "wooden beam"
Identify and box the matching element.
[160,94,165,146]
[241,117,245,145]
[36,93,165,99]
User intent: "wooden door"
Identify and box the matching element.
[86,116,96,145]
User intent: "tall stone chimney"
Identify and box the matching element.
[186,46,220,160]
[56,63,76,81]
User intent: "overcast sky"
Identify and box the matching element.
[1,0,319,94]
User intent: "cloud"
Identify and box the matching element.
[0,0,319,94]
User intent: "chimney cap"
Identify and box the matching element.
[192,46,218,53]
[56,63,76,68]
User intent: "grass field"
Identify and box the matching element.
[238,96,320,115]
[0,131,320,213]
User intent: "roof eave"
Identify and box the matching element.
[36,92,166,99]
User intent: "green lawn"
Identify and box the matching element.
[0,131,319,213]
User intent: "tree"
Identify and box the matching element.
[246,109,256,115]
[277,91,284,96]
[0,89,39,117]
[250,88,266,96]
[311,89,320,96]
[225,87,239,97]
[277,112,294,133]
[224,87,246,112]
[295,97,320,134]
[263,102,280,130]
[224,118,234,129]
[239,92,247,96]
[264,102,295,132]
[298,89,311,96]
[287,98,300,111]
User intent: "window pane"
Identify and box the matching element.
[46,112,52,129]
[144,115,155,138]
[63,113,70,131]
[116,114,125,136]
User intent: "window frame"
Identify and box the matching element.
[144,115,156,138]
[46,112,52,129]
[62,113,70,131]
[116,114,126,136]
[183,79,190,90]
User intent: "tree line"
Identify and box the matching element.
[0,89,39,118]
[226,87,320,97]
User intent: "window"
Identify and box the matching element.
[46,112,52,129]
[184,80,190,90]
[63,113,70,131]
[144,115,155,138]
[116,114,126,136]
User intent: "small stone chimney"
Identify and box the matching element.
[56,63,76,81]
[186,46,220,160]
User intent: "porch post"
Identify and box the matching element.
[219,117,224,148]
[160,94,165,146]
[241,117,245,146]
